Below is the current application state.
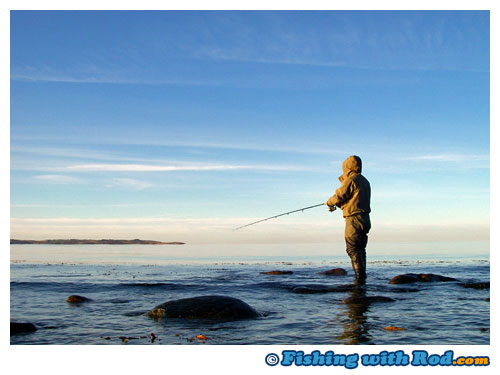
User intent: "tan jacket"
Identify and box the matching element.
[326,155,371,218]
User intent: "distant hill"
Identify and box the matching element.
[10,239,185,245]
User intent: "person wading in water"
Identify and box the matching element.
[326,155,371,285]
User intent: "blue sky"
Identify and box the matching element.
[10,10,490,251]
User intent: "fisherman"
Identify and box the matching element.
[326,155,371,285]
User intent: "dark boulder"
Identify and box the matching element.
[11,322,37,335]
[293,284,356,294]
[460,282,490,289]
[260,270,293,275]
[343,295,395,304]
[418,274,457,282]
[147,295,260,321]
[319,268,347,276]
[66,295,92,303]
[389,273,458,284]
[389,274,419,284]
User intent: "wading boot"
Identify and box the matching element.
[351,253,367,286]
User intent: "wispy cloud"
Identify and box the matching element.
[190,12,488,73]
[11,217,201,224]
[63,163,313,173]
[11,145,145,163]
[107,178,153,190]
[10,216,252,227]
[34,174,84,184]
[11,156,327,174]
[200,47,349,68]
[10,72,222,87]
[406,153,489,162]
[11,136,347,156]
[11,203,175,209]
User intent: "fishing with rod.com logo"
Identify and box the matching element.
[264,350,489,369]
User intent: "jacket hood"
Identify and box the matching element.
[339,155,362,182]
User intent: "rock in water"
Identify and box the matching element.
[389,274,420,284]
[319,268,347,276]
[260,270,293,275]
[384,326,406,331]
[389,273,458,284]
[342,295,395,304]
[417,274,458,282]
[460,282,490,289]
[11,322,37,335]
[147,295,260,321]
[66,295,92,303]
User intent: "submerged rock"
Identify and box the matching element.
[389,273,458,284]
[418,274,458,282]
[384,326,406,331]
[260,270,293,275]
[460,282,490,289]
[389,274,420,284]
[342,295,395,304]
[318,268,347,276]
[66,295,92,303]
[147,295,260,321]
[11,322,37,335]
[293,284,356,294]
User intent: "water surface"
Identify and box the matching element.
[10,244,489,345]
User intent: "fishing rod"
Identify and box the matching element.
[234,203,330,231]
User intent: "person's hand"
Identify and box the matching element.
[327,205,336,212]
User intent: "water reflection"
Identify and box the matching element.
[337,286,372,344]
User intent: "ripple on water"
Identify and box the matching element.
[10,259,490,345]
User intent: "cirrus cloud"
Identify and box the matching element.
[34,174,83,184]
[63,163,312,172]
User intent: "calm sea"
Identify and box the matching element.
[10,244,490,345]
